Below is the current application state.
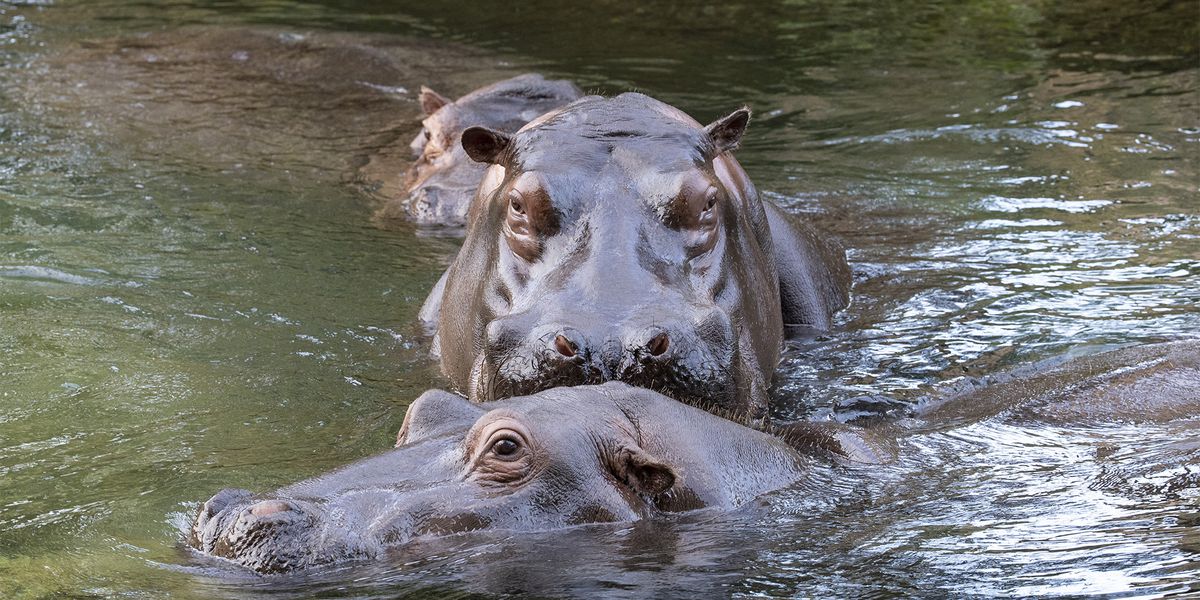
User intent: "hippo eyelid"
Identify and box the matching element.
[508,190,526,215]
[466,413,533,463]
[664,176,721,229]
[502,180,557,262]
[464,415,538,488]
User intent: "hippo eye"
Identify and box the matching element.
[678,184,720,258]
[704,190,718,212]
[472,421,533,482]
[502,175,559,263]
[423,129,431,141]
[487,434,525,460]
[696,188,719,229]
[509,195,526,215]
[492,437,520,457]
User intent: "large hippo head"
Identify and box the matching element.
[189,383,811,574]
[403,74,581,225]
[425,93,786,418]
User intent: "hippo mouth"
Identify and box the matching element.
[471,340,739,411]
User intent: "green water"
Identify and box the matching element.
[1,0,1197,597]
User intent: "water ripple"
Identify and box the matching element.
[0,264,99,285]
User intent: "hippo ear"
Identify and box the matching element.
[397,389,482,447]
[419,86,452,116]
[461,126,513,165]
[703,107,751,156]
[612,446,677,496]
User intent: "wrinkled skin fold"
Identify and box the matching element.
[422,93,852,418]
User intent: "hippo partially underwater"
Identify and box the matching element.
[190,382,830,574]
[421,92,851,418]
[189,342,1199,575]
[392,73,582,225]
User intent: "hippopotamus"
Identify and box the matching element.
[421,93,852,417]
[188,382,830,574]
[188,342,1198,575]
[399,74,581,225]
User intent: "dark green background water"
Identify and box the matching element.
[1,1,1197,597]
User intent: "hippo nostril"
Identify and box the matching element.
[249,500,294,517]
[647,332,670,357]
[554,334,578,358]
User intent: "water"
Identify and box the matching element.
[1,0,1197,597]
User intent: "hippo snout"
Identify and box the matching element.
[477,306,735,405]
[541,326,673,365]
[192,487,253,539]
[190,489,327,574]
[406,183,476,226]
[406,185,443,223]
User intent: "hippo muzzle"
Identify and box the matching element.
[404,177,479,225]
[475,301,737,408]
[191,490,335,573]
[189,463,509,573]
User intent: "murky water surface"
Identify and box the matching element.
[1,0,1196,597]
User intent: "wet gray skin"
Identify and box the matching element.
[422,93,851,418]
[189,341,1198,576]
[189,382,818,574]
[915,339,1200,429]
[389,74,582,226]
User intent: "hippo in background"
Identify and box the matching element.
[188,341,1199,575]
[421,92,851,418]
[374,73,582,226]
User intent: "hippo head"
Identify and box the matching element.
[432,93,783,417]
[403,75,581,225]
[189,384,807,574]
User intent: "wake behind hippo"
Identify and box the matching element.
[422,92,852,417]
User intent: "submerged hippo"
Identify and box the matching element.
[397,74,581,225]
[189,342,1198,575]
[422,93,851,417]
[189,382,829,574]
